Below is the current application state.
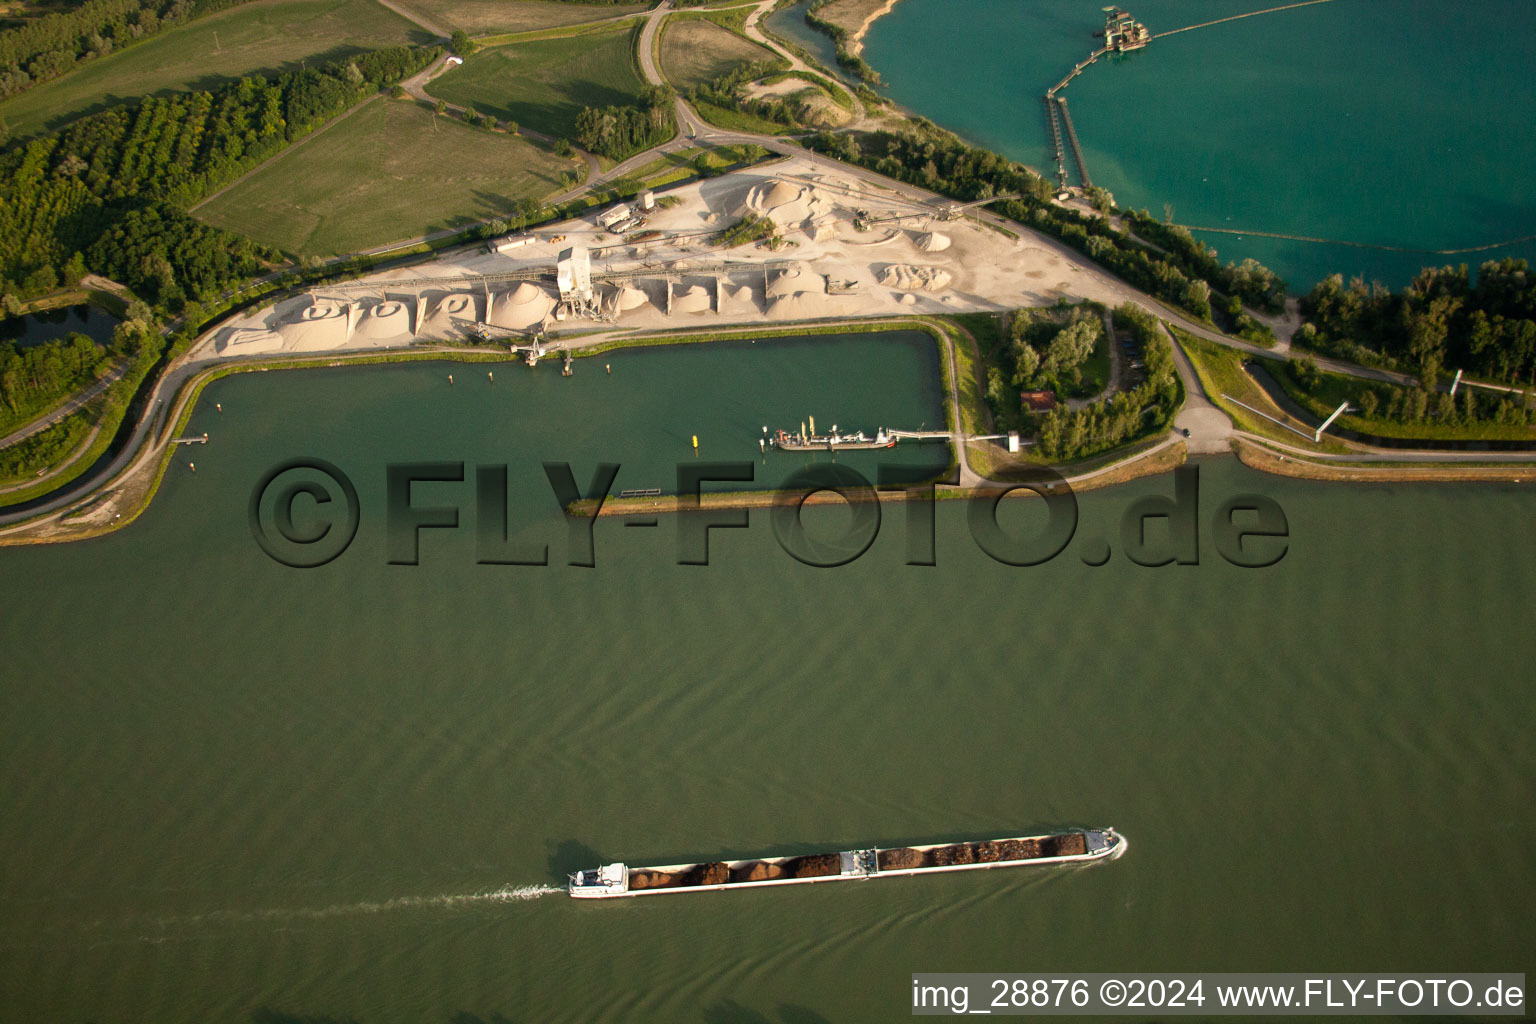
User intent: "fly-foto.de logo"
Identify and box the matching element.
[249,461,1288,570]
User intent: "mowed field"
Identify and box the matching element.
[388,0,646,37]
[424,22,645,139]
[194,97,572,256]
[659,17,779,91]
[0,0,430,138]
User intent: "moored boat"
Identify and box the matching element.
[568,828,1125,898]
[770,427,895,451]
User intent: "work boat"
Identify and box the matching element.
[569,828,1125,898]
[770,427,895,451]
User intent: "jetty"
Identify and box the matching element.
[1040,2,1335,189]
[1057,97,1093,189]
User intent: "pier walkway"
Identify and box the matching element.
[1057,97,1093,189]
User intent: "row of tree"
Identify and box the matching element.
[1124,212,1287,314]
[807,127,1222,323]
[1032,305,1179,461]
[0,44,437,310]
[1300,260,1536,387]
[573,85,675,161]
[0,0,254,103]
[1285,355,1532,429]
[0,333,106,420]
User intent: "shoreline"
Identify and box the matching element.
[846,0,905,57]
[4,317,1534,549]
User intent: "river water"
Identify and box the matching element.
[1,333,1533,1022]
[863,0,1536,291]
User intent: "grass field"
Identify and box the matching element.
[0,0,430,139]
[658,17,777,91]
[194,97,572,256]
[424,22,644,139]
[389,0,645,36]
[1172,328,1341,452]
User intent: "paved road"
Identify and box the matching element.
[1163,323,1234,454]
[0,362,127,450]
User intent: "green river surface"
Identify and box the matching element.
[862,0,1536,291]
[1,332,1533,1020]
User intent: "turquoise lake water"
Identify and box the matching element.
[1,333,1532,1021]
[864,0,1536,291]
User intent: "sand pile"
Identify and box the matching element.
[748,179,802,212]
[357,301,412,341]
[745,178,818,229]
[217,326,284,354]
[720,283,756,311]
[673,284,713,314]
[879,264,953,292]
[422,297,468,338]
[767,292,828,319]
[277,299,350,350]
[419,293,475,337]
[767,263,824,299]
[916,231,952,252]
[613,284,650,312]
[810,220,839,241]
[489,282,552,330]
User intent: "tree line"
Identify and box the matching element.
[984,305,1102,426]
[1032,304,1179,462]
[1283,354,1532,432]
[0,44,437,311]
[0,0,255,104]
[806,126,1229,323]
[573,84,675,161]
[0,332,106,423]
[1300,260,1536,388]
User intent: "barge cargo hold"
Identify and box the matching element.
[568,828,1125,898]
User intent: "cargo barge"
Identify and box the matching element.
[770,427,895,451]
[568,828,1124,898]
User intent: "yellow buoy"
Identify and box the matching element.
[691,435,698,449]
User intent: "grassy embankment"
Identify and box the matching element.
[1169,327,1344,454]
[614,143,776,193]
[194,98,572,257]
[1268,360,1536,442]
[0,0,428,138]
[425,21,649,140]
[389,0,648,37]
